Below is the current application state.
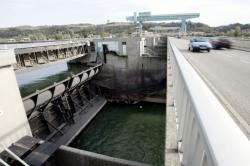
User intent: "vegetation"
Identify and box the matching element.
[214,23,250,38]
[0,22,250,41]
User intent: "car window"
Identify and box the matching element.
[192,38,206,42]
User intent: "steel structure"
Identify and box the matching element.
[150,26,180,33]
[14,42,88,70]
[126,12,200,34]
[23,64,102,116]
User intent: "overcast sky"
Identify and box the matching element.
[1,0,250,28]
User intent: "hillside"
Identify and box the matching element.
[0,22,249,41]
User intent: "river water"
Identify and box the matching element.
[70,102,165,166]
[16,62,88,97]
[15,58,166,166]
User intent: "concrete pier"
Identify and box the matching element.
[0,49,32,152]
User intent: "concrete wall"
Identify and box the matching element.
[94,38,132,56]
[94,37,166,93]
[55,145,150,166]
[0,49,32,152]
[230,38,250,51]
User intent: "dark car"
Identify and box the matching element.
[211,38,231,49]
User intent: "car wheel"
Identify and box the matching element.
[188,47,190,51]
[207,48,210,52]
[191,47,194,52]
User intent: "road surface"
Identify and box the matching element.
[172,38,250,138]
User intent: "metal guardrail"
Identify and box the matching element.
[0,144,29,166]
[143,47,158,57]
[22,64,102,116]
[168,38,250,166]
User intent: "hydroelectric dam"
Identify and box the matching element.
[0,36,168,166]
[0,31,250,166]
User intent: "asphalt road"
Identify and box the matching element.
[172,38,250,137]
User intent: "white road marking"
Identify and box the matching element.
[240,59,250,64]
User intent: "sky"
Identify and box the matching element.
[1,0,250,28]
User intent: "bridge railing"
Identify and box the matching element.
[168,37,250,166]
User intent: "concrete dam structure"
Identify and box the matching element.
[0,36,167,166]
[94,37,167,102]
[1,34,250,166]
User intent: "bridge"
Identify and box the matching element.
[165,37,250,165]
[172,38,250,136]
[126,12,200,34]
[0,36,250,166]
[9,40,95,71]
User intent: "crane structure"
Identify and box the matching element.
[150,26,180,33]
[126,12,200,34]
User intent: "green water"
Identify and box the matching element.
[16,63,88,97]
[71,102,165,166]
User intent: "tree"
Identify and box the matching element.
[234,26,241,37]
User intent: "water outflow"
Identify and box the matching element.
[16,62,88,97]
[70,102,165,166]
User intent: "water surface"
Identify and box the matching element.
[16,62,88,97]
[71,102,165,166]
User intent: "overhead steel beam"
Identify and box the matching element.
[126,12,200,34]
[127,13,200,22]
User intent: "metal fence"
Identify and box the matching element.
[168,37,250,166]
[22,64,102,116]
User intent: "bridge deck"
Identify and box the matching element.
[172,38,250,139]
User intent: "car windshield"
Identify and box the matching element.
[192,38,207,42]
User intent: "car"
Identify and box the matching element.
[211,38,231,49]
[188,38,212,52]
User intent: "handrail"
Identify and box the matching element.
[0,158,9,166]
[0,144,29,166]
[168,37,250,166]
[144,47,157,56]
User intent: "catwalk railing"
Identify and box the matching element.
[22,64,102,116]
[168,37,250,166]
